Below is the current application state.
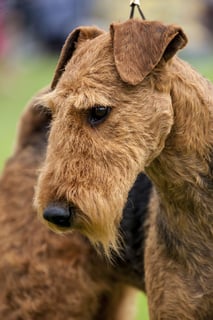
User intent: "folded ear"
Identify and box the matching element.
[110,19,187,85]
[51,27,104,89]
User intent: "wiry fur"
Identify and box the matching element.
[145,58,213,319]
[34,19,213,319]
[0,89,153,318]
[35,24,175,253]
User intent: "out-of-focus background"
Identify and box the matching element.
[0,1,212,319]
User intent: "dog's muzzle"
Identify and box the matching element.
[43,204,74,228]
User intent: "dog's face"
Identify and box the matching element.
[34,20,187,254]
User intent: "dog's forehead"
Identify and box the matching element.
[66,32,114,77]
[52,27,164,110]
[74,31,110,56]
[54,32,123,106]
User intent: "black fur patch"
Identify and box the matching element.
[113,173,152,290]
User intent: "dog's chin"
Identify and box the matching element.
[73,218,120,258]
[41,208,119,258]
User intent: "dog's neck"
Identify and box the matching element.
[146,57,213,262]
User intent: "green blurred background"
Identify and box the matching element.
[0,1,212,319]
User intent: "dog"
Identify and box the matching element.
[34,18,213,319]
[0,88,153,319]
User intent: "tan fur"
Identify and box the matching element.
[34,19,213,319]
[0,90,138,319]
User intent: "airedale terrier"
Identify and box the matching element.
[0,89,152,319]
[34,19,213,319]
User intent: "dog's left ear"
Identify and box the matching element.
[110,19,187,85]
[51,26,104,89]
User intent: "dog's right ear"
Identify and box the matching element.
[51,27,104,89]
[110,19,187,85]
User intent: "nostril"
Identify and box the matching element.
[43,205,73,228]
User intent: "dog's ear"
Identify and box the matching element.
[110,19,187,85]
[51,27,104,89]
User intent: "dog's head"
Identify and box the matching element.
[34,19,187,255]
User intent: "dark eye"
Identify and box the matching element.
[88,106,111,126]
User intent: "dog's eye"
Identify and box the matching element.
[88,106,111,126]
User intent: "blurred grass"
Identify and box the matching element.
[0,54,213,320]
[0,56,57,168]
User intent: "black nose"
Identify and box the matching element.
[43,205,73,228]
